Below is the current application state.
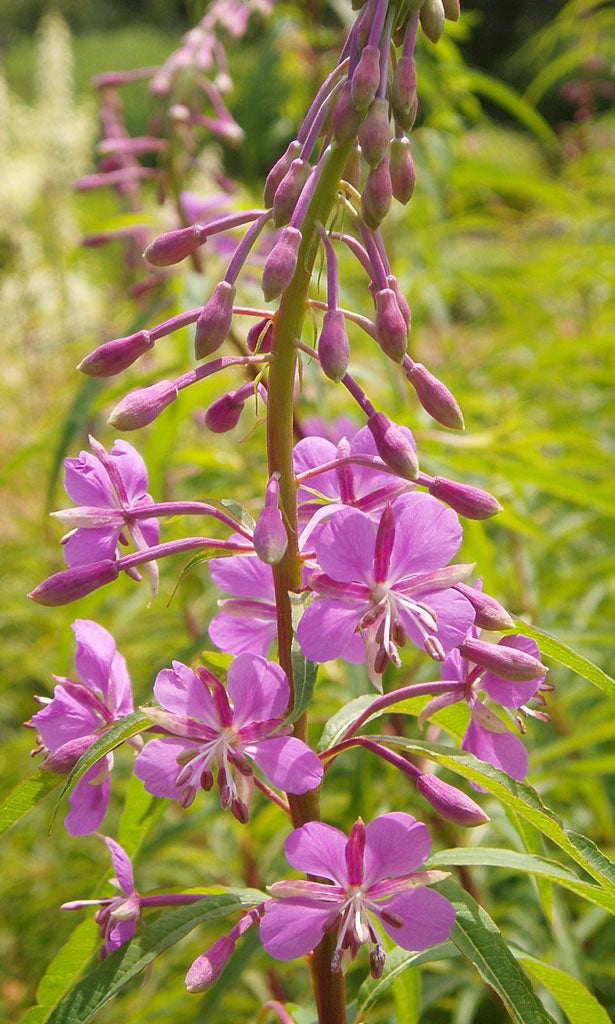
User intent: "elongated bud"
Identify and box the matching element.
[368,412,419,481]
[332,81,362,146]
[387,275,411,329]
[264,139,302,208]
[351,45,381,110]
[29,560,120,606]
[460,637,548,682]
[318,309,350,382]
[345,818,366,885]
[204,392,245,433]
[390,137,416,204]
[428,477,502,519]
[272,159,310,227]
[455,582,514,631]
[194,281,236,359]
[77,330,153,378]
[42,734,96,774]
[391,55,417,123]
[185,936,235,993]
[342,145,362,190]
[406,363,464,430]
[443,0,461,21]
[253,474,288,564]
[374,289,408,363]
[144,224,204,266]
[246,317,273,353]
[359,98,391,168]
[262,227,302,302]
[361,158,392,229]
[416,774,490,827]
[420,0,446,43]
[108,380,178,430]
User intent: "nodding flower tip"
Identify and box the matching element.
[29,561,120,606]
[144,225,205,267]
[77,331,154,378]
[368,412,419,481]
[108,380,178,430]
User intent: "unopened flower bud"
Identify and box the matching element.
[29,560,120,606]
[406,363,464,430]
[351,45,381,110]
[77,330,154,378]
[272,159,310,227]
[416,774,490,827]
[455,582,515,631]
[420,0,446,44]
[262,227,302,302]
[428,477,502,519]
[318,309,350,382]
[374,289,408,363]
[391,56,417,123]
[390,137,416,204]
[368,412,419,480]
[144,224,205,266]
[204,392,245,433]
[264,140,302,208]
[369,943,386,978]
[246,317,273,353]
[443,0,461,21]
[361,158,392,229]
[342,145,362,190]
[460,637,548,682]
[332,82,362,146]
[42,734,96,774]
[194,281,236,359]
[108,380,178,430]
[253,507,288,565]
[185,936,235,993]
[359,98,391,168]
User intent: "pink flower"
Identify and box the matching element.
[134,655,323,820]
[297,494,475,683]
[208,553,277,656]
[62,836,141,958]
[260,814,455,976]
[29,621,134,836]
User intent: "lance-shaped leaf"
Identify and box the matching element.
[0,770,59,838]
[509,619,615,699]
[287,598,318,722]
[517,957,611,1024]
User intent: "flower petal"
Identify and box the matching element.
[314,508,376,583]
[481,636,546,708]
[106,917,136,955]
[64,451,115,508]
[389,494,463,580]
[102,836,135,895]
[398,589,474,658]
[247,736,323,793]
[153,662,217,728]
[297,599,366,664]
[72,619,117,699]
[363,813,432,887]
[31,686,98,750]
[109,651,134,717]
[65,768,111,836]
[109,440,150,502]
[284,821,349,884]
[462,718,528,781]
[63,528,119,568]
[208,610,277,657]
[377,888,455,951]
[209,554,275,602]
[440,646,466,684]
[133,515,160,549]
[227,654,289,727]
[134,737,202,799]
[260,900,334,961]
[294,436,339,503]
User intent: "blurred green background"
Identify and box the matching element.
[1,1,614,1022]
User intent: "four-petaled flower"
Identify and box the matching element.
[62,836,141,958]
[260,814,455,977]
[134,654,323,820]
[297,494,476,686]
[29,620,135,836]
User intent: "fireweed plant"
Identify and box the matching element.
[23,2,610,1022]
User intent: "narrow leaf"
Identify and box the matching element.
[219,498,257,532]
[0,770,59,837]
[519,958,611,1024]
[510,620,615,700]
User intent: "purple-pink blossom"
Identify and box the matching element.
[29,620,134,836]
[208,553,277,656]
[260,814,455,976]
[134,654,323,820]
[62,836,141,957]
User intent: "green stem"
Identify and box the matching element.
[266,142,352,1024]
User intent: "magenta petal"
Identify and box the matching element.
[389,494,462,579]
[64,451,115,508]
[351,424,413,497]
[363,813,432,887]
[314,508,376,583]
[72,619,116,698]
[109,440,149,502]
[440,647,465,684]
[208,611,277,657]
[31,686,98,750]
[284,821,349,884]
[153,662,217,727]
[134,737,200,799]
[65,769,111,836]
[294,436,340,503]
[399,589,475,657]
[260,900,334,961]
[63,527,119,567]
[102,836,135,895]
[462,718,529,781]
[227,655,288,727]
[106,917,136,954]
[481,636,546,709]
[134,516,160,549]
[110,651,134,717]
[210,554,275,602]
[378,888,455,951]
[297,599,366,664]
[247,736,323,793]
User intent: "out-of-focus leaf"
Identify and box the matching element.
[0,771,59,837]
[519,957,611,1024]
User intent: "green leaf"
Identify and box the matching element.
[510,620,615,700]
[219,498,257,532]
[46,889,264,1024]
[50,711,149,832]
[392,962,420,1024]
[0,770,59,837]
[288,599,318,722]
[317,696,373,752]
[117,772,165,859]
[20,920,100,1024]
[356,944,455,1015]
[438,879,557,1024]
[518,958,611,1024]
[507,810,554,921]
[167,546,245,605]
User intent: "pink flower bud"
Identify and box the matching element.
[332,82,362,146]
[358,98,391,168]
[42,734,97,775]
[428,477,502,519]
[406,363,464,430]
[246,317,273,353]
[351,45,381,110]
[416,774,490,827]
[262,227,302,302]
[374,289,408,363]
[318,309,350,382]
[385,275,411,331]
[29,560,120,606]
[253,508,288,565]
[185,936,235,993]
[361,158,392,229]
[420,0,446,44]
[455,583,514,631]
[204,392,245,433]
[368,412,419,481]
[77,330,154,378]
[390,137,416,204]
[342,145,362,190]
[108,380,178,430]
[264,139,302,208]
[144,225,205,267]
[443,0,461,21]
[272,159,310,227]
[194,281,236,359]
[460,637,548,683]
[391,56,417,124]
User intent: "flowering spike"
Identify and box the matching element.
[361,158,392,230]
[405,363,464,430]
[390,137,416,204]
[108,380,178,430]
[29,561,120,606]
[460,637,548,682]
[272,159,310,227]
[264,140,302,208]
[332,81,362,146]
[262,227,302,302]
[144,224,205,266]
[374,288,408,362]
[416,774,490,827]
[359,98,391,168]
[455,582,515,631]
[420,0,446,44]
[351,44,381,110]
[368,413,419,480]
[428,477,502,519]
[194,281,236,359]
[318,310,350,382]
[77,330,154,378]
